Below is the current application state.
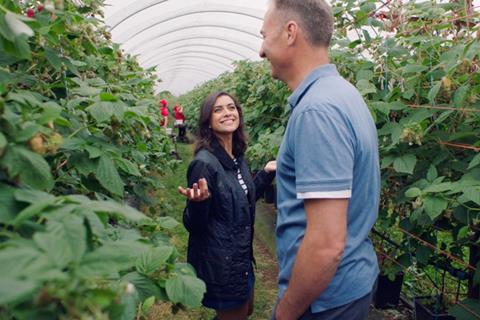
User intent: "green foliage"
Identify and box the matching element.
[0,0,204,318]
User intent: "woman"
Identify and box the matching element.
[159,99,169,128]
[178,91,275,320]
[173,104,187,141]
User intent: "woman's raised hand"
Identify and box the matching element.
[264,160,277,173]
[178,178,210,201]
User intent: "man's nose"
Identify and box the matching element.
[259,46,266,58]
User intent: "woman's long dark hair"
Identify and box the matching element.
[194,91,247,156]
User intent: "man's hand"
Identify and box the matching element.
[274,198,348,320]
[178,178,210,201]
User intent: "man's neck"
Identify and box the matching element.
[287,49,330,91]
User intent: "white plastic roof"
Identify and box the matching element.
[103,0,269,95]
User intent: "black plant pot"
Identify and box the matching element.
[414,296,455,320]
[264,185,276,204]
[374,272,404,309]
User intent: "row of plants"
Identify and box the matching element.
[0,0,205,319]
[179,0,480,318]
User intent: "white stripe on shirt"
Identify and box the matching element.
[297,190,351,199]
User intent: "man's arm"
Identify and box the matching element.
[275,198,348,320]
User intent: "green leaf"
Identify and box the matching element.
[415,245,432,265]
[63,57,80,77]
[165,275,206,308]
[468,154,480,170]
[86,101,114,123]
[0,278,37,305]
[78,240,149,277]
[403,64,428,74]
[13,196,57,226]
[422,182,452,193]
[427,81,442,104]
[83,200,147,222]
[37,101,62,125]
[158,216,179,229]
[426,165,438,181]
[453,84,470,107]
[136,246,174,275]
[449,298,480,320]
[62,215,87,262]
[71,85,101,97]
[356,70,374,81]
[15,122,42,142]
[0,132,6,153]
[423,196,448,220]
[381,155,394,169]
[33,220,78,268]
[100,92,118,101]
[0,14,15,41]
[393,154,417,174]
[356,79,377,95]
[123,272,162,301]
[116,158,141,176]
[0,146,54,190]
[45,47,62,71]
[142,296,156,315]
[85,145,103,159]
[77,208,107,240]
[462,187,480,205]
[4,12,34,38]
[95,155,124,196]
[0,184,21,223]
[405,187,422,198]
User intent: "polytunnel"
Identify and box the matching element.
[1,0,480,319]
[104,0,268,95]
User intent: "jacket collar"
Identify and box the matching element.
[211,137,242,170]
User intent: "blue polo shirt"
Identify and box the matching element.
[275,64,380,313]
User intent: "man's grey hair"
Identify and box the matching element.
[273,0,334,47]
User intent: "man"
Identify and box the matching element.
[259,1,380,319]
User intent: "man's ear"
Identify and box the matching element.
[285,20,299,46]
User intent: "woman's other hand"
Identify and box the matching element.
[264,160,276,173]
[178,178,210,201]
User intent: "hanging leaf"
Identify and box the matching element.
[462,187,480,205]
[426,165,438,182]
[136,246,174,275]
[422,196,448,220]
[468,154,480,170]
[0,146,54,190]
[427,81,442,104]
[86,101,114,123]
[95,155,124,196]
[165,275,206,308]
[393,154,417,174]
[115,158,141,176]
[0,278,37,305]
[4,12,34,38]
[405,187,422,198]
[122,272,163,301]
[449,298,480,320]
[45,47,62,71]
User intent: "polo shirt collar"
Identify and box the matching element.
[287,64,339,109]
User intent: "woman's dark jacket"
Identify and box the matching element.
[183,139,275,301]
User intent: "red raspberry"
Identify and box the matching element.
[26,8,35,18]
[37,4,44,12]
